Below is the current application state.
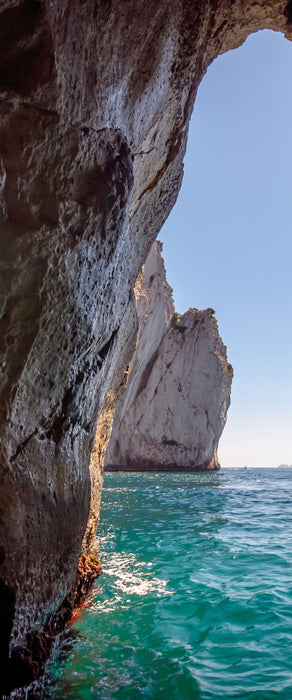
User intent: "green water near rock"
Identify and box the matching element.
[45,468,292,699]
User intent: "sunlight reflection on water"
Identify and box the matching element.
[44,468,292,700]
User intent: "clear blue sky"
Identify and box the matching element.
[160,29,292,468]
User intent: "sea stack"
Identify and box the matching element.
[105,242,233,471]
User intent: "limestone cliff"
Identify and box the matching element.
[0,0,291,692]
[105,242,232,471]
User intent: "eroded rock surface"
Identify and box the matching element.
[0,0,291,691]
[106,242,233,471]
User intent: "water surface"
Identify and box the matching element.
[45,468,292,699]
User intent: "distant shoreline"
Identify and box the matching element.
[104,464,220,473]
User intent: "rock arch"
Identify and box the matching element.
[0,0,290,691]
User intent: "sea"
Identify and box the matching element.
[43,467,292,699]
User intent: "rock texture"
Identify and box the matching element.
[106,242,233,471]
[0,0,291,692]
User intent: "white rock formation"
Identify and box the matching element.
[105,241,233,471]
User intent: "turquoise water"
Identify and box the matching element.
[45,468,292,699]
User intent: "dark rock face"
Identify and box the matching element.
[0,0,290,692]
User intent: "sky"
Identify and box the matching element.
[160,29,292,468]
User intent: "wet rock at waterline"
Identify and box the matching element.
[0,0,290,692]
[105,242,233,471]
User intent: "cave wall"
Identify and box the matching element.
[0,0,290,690]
